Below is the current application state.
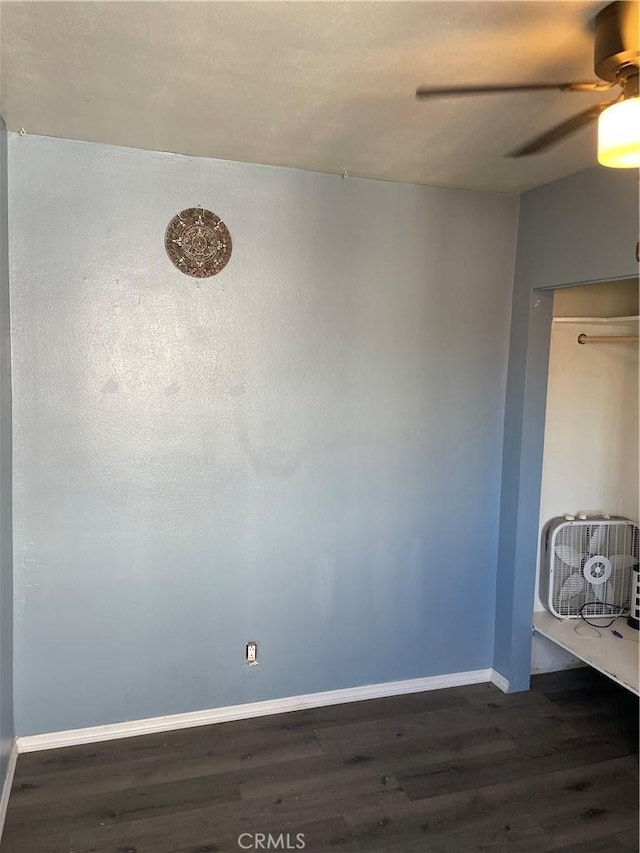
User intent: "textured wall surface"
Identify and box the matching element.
[495,166,639,691]
[0,116,14,783]
[10,134,518,736]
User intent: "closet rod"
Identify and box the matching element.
[577,334,640,345]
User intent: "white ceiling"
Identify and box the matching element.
[0,1,612,192]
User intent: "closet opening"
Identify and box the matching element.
[532,277,639,693]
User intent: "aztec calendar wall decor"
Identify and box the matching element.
[164,207,232,278]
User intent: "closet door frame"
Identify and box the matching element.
[495,274,636,692]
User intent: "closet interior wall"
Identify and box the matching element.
[532,278,639,674]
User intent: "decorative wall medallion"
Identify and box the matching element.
[164,207,232,277]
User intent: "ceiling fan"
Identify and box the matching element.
[415,1,640,166]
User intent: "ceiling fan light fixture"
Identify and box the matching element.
[597,96,640,167]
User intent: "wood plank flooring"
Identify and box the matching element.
[1,668,637,853]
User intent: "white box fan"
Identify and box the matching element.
[541,515,639,619]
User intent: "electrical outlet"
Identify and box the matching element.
[246,641,258,666]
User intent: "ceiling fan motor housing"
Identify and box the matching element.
[594,1,639,84]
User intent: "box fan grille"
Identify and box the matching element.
[542,518,639,619]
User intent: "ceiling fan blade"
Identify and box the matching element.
[508,102,614,157]
[415,82,614,99]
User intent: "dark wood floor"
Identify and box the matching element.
[1,668,638,853]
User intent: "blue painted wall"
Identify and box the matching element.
[495,166,639,691]
[9,134,519,736]
[0,116,14,785]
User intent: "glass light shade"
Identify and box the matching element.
[597,97,640,168]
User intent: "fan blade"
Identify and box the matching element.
[559,572,586,601]
[555,544,584,570]
[593,580,613,605]
[610,554,639,572]
[509,102,614,157]
[588,525,607,555]
[415,82,614,99]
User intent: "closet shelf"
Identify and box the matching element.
[552,315,640,327]
[533,610,639,696]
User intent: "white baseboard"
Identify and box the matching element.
[17,667,493,753]
[0,739,18,842]
[490,669,510,693]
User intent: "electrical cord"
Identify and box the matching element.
[579,600,626,628]
[574,614,637,642]
[574,621,602,639]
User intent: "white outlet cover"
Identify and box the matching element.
[246,642,258,665]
